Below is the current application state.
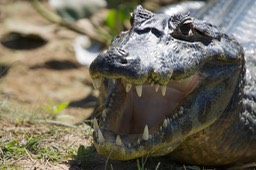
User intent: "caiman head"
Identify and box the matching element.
[89,6,244,160]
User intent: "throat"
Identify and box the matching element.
[108,74,200,135]
[116,86,187,134]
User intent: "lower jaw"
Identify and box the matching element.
[93,141,149,160]
[93,103,187,159]
[93,131,181,161]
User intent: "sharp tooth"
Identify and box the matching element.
[112,79,116,84]
[178,110,183,116]
[92,78,102,89]
[173,113,178,119]
[159,126,163,131]
[155,85,160,92]
[126,83,132,92]
[167,118,170,124]
[98,129,105,143]
[163,119,168,128]
[180,106,184,112]
[135,85,143,97]
[93,118,99,131]
[137,139,141,145]
[160,85,167,96]
[142,125,149,140]
[116,135,122,146]
[179,106,184,116]
[102,110,107,118]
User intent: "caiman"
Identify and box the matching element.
[89,0,256,166]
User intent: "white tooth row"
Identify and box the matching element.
[159,106,184,130]
[93,118,150,146]
[91,77,167,97]
[93,106,184,146]
[125,83,167,97]
[102,110,107,118]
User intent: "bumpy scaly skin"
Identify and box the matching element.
[89,5,256,166]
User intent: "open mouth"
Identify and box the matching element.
[91,73,200,158]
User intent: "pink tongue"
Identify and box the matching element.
[129,86,185,133]
[118,74,200,134]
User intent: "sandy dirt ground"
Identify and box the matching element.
[0,1,99,169]
[0,1,97,124]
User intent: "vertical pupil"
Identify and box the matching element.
[180,23,191,35]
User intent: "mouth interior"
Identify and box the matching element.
[110,74,200,135]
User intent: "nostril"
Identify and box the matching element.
[120,58,128,64]
[107,48,130,65]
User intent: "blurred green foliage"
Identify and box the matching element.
[43,101,70,119]
[105,3,136,36]
[103,0,165,42]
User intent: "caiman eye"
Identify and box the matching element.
[170,18,194,40]
[170,18,212,45]
[179,21,193,36]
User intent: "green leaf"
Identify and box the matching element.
[105,3,136,36]
[52,102,70,114]
[106,9,117,31]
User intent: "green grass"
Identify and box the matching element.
[0,100,93,169]
[0,123,86,169]
[0,100,206,170]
